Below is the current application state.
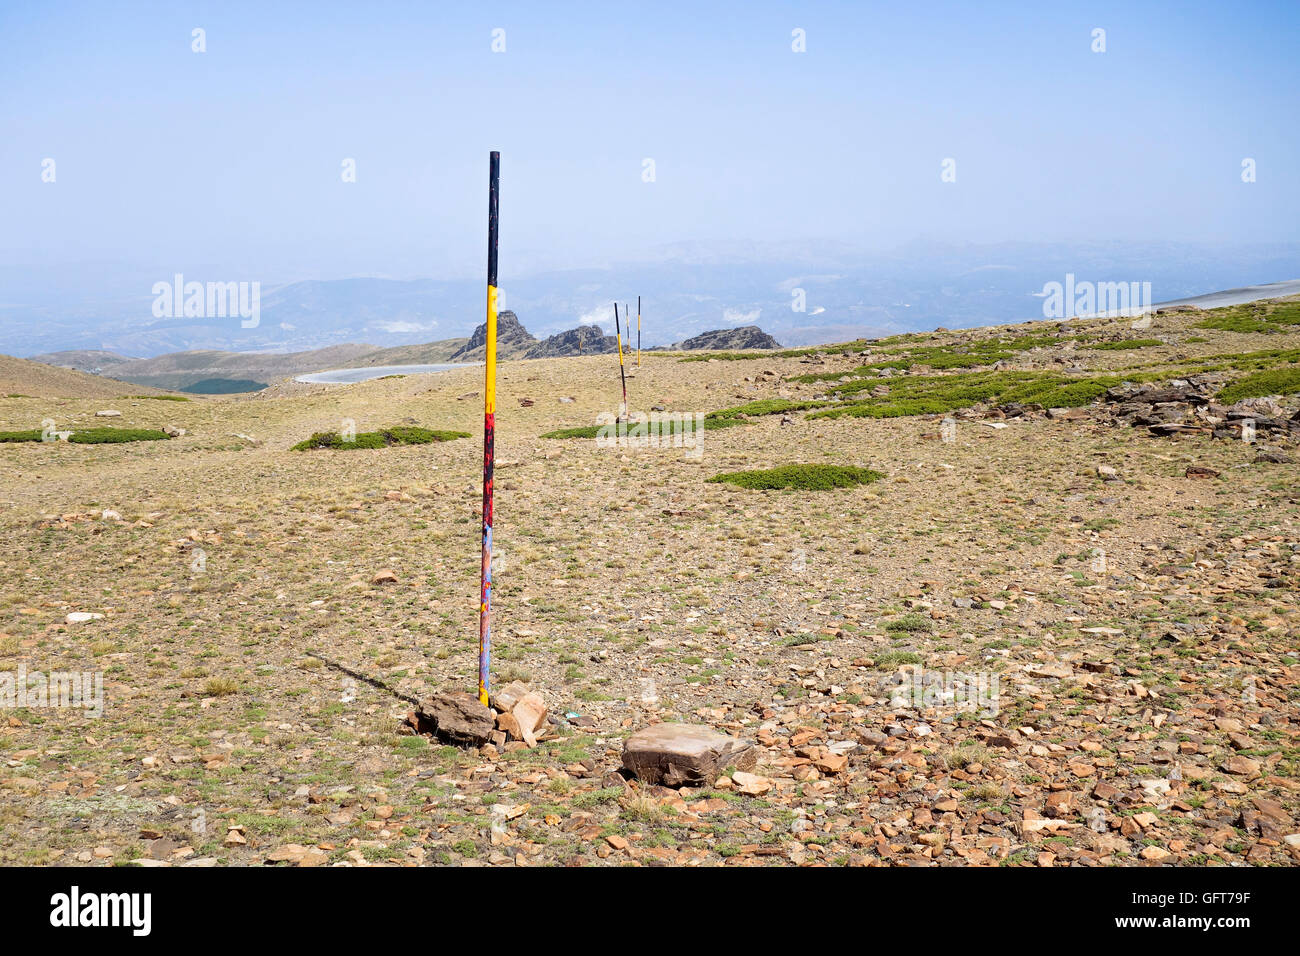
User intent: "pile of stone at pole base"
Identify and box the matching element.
[401,682,551,752]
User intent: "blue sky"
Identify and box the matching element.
[2,0,1297,285]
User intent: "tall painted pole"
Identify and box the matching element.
[479,151,499,706]
[637,295,641,366]
[614,302,628,421]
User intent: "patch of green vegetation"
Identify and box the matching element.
[791,360,912,384]
[129,394,191,401]
[0,430,44,443]
[884,613,931,633]
[1196,314,1273,333]
[809,370,1119,419]
[292,426,470,450]
[1,428,172,444]
[707,398,831,419]
[541,416,745,439]
[706,464,884,490]
[181,378,269,394]
[71,428,172,444]
[1087,338,1162,350]
[1218,367,1300,404]
[678,351,773,362]
[1194,300,1300,334]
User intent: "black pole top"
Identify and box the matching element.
[487,153,500,287]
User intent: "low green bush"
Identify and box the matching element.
[292,426,469,450]
[706,464,884,490]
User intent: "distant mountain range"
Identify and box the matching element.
[6,240,1297,360]
[30,312,782,392]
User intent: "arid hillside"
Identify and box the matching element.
[0,298,1296,867]
[0,354,176,400]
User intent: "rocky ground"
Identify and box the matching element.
[0,301,1296,867]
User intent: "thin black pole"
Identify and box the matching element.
[615,302,627,421]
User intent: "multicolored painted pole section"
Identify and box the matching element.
[478,151,499,706]
[637,295,641,366]
[614,302,628,421]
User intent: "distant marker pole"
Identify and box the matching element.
[614,302,628,421]
[478,151,499,706]
[637,295,641,366]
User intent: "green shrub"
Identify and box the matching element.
[706,464,884,490]
[292,426,470,450]
[1087,338,1161,350]
[810,370,1118,420]
[707,399,830,419]
[873,650,925,668]
[885,613,931,633]
[69,428,171,444]
[181,378,269,394]
[1218,368,1300,404]
[1194,301,1300,334]
[678,351,769,362]
[1194,314,1273,333]
[0,428,170,444]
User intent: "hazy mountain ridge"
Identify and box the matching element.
[7,241,1297,358]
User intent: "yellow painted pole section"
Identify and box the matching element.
[485,286,497,416]
[479,283,497,706]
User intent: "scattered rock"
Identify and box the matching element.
[266,844,329,867]
[622,723,757,787]
[731,771,772,795]
[416,692,496,748]
[1221,756,1261,777]
[1254,449,1293,464]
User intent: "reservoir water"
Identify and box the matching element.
[295,363,476,385]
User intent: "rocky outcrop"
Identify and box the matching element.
[524,325,618,358]
[675,325,781,351]
[450,310,538,362]
[1098,375,1299,441]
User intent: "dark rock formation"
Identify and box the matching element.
[1098,374,1299,441]
[524,325,618,359]
[675,326,781,351]
[450,310,538,362]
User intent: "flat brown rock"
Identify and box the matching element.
[418,692,495,748]
[622,723,757,787]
